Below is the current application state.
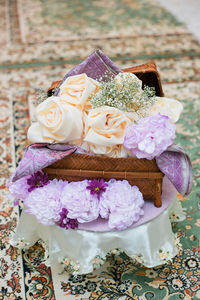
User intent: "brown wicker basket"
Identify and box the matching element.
[44,62,164,207]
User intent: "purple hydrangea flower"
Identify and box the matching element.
[123,113,176,160]
[61,180,99,223]
[58,208,78,229]
[99,179,144,230]
[27,171,50,192]
[86,179,108,199]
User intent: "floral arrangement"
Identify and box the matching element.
[8,173,144,231]
[27,72,182,158]
[9,71,184,231]
[90,72,156,111]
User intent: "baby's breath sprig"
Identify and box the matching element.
[143,85,156,98]
[90,74,156,112]
[141,85,156,107]
[35,88,47,105]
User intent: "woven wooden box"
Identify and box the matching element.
[45,62,165,207]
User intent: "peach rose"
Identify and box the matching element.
[27,96,83,143]
[59,73,100,111]
[148,97,183,123]
[84,106,132,156]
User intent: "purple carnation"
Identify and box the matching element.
[24,179,67,226]
[58,208,78,229]
[87,179,108,199]
[7,176,30,205]
[27,171,50,192]
[61,180,99,223]
[99,179,144,230]
[123,113,176,160]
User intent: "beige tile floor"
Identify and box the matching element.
[157,0,200,41]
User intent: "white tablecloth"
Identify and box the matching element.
[10,191,185,274]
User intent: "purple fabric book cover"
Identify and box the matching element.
[62,49,121,81]
[56,50,122,95]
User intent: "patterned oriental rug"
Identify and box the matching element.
[0,0,200,299]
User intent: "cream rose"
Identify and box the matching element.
[148,97,183,123]
[27,96,83,143]
[84,106,132,156]
[114,72,142,90]
[59,73,100,111]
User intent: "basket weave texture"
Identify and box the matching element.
[44,62,164,207]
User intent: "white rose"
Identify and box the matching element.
[148,97,183,123]
[27,96,83,143]
[114,72,142,90]
[59,73,100,112]
[84,106,132,156]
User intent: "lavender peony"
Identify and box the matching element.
[123,113,176,159]
[24,179,67,226]
[99,179,144,230]
[7,176,30,205]
[61,180,99,223]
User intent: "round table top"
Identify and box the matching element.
[78,176,177,232]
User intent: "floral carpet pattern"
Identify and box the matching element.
[0,0,200,299]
